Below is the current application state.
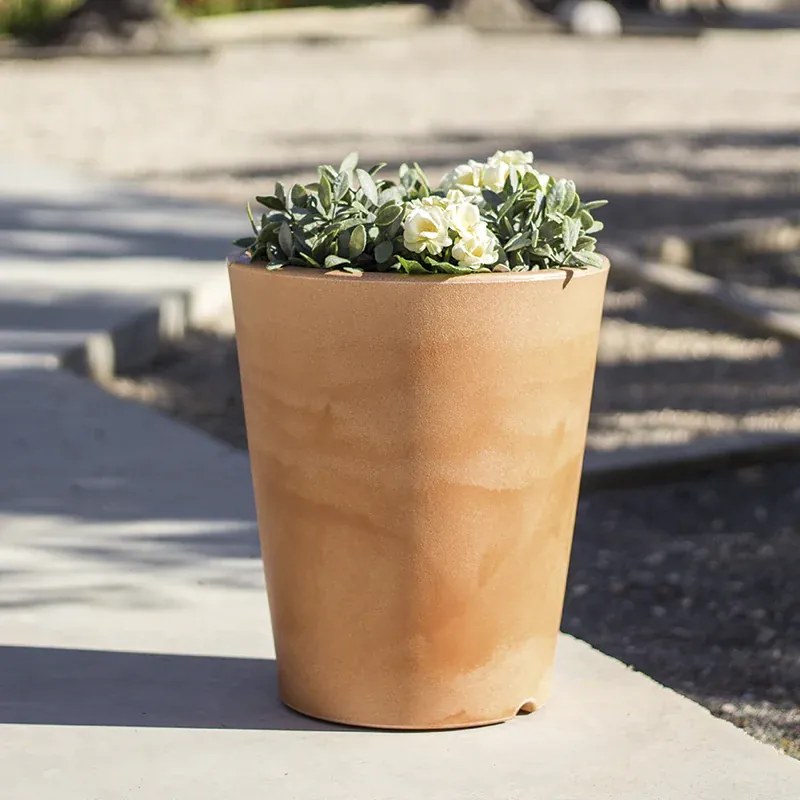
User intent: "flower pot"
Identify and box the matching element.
[229,256,609,730]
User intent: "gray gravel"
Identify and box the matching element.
[568,461,800,759]
[1,28,799,241]
[591,275,800,451]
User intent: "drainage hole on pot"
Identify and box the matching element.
[516,699,536,716]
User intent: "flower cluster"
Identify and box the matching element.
[237,150,606,275]
[402,190,499,269]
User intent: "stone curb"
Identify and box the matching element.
[0,40,212,61]
[642,213,800,268]
[60,271,231,384]
[583,429,800,491]
[0,4,434,61]
[193,4,434,46]
[605,243,800,344]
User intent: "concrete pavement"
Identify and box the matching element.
[0,159,239,378]
[1,162,798,797]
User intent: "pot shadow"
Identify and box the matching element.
[0,645,356,732]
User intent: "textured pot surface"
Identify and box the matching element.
[229,258,609,729]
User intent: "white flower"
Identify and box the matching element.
[444,188,467,204]
[446,199,482,237]
[440,160,483,196]
[452,224,499,269]
[408,195,447,209]
[402,204,452,256]
[481,159,511,193]
[490,150,534,171]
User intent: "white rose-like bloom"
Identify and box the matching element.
[445,188,467,204]
[446,199,483,237]
[440,160,483,196]
[481,159,511,193]
[403,204,452,256]
[412,195,448,209]
[490,150,534,172]
[452,225,499,269]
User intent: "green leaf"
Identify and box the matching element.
[299,252,321,268]
[290,184,307,206]
[572,250,606,268]
[275,182,286,205]
[356,168,379,206]
[581,200,608,211]
[255,195,285,211]
[342,266,364,275]
[368,162,387,176]
[374,240,393,264]
[335,174,350,201]
[413,162,431,194]
[325,254,351,269]
[497,192,519,220]
[319,175,333,212]
[339,152,359,174]
[233,237,256,248]
[246,201,258,234]
[562,217,581,251]
[428,260,479,275]
[548,179,576,214]
[505,232,531,252]
[348,224,367,259]
[396,256,431,274]
[585,220,604,234]
[278,222,294,258]
[375,203,404,227]
[481,189,503,208]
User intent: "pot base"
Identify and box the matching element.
[281,696,543,732]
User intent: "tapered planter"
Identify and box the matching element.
[229,255,609,729]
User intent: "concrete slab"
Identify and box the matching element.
[0,159,241,377]
[1,368,798,799]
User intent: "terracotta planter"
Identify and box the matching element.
[229,256,609,730]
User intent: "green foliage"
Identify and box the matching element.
[480,174,607,272]
[237,152,607,276]
[0,0,77,39]
[241,155,426,272]
[174,0,380,17]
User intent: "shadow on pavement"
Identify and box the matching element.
[0,645,349,732]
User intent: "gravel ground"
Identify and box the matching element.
[592,274,800,450]
[699,250,800,314]
[1,28,799,241]
[568,461,800,759]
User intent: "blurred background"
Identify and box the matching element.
[1,0,798,758]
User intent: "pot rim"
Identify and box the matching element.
[228,251,610,285]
